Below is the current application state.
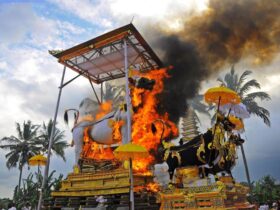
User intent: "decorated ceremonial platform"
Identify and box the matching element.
[41,24,255,210]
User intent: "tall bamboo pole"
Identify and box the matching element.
[240,143,252,191]
[124,39,134,210]
[37,65,66,210]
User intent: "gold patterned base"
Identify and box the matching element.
[159,176,255,210]
[51,168,153,197]
[50,165,254,210]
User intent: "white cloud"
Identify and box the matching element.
[0,3,55,48]
[48,0,209,31]
[0,82,28,136]
[262,74,280,93]
[0,2,87,50]
[57,20,86,35]
[0,1,96,143]
[110,0,208,19]
[0,61,8,70]
[49,0,113,27]
[0,3,34,44]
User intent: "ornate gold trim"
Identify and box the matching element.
[171,151,182,165]
[196,135,206,164]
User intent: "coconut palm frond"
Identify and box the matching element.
[29,125,40,139]
[224,72,236,90]
[237,70,252,90]
[245,92,271,101]
[234,74,238,90]
[0,144,20,150]
[15,122,23,140]
[0,120,44,194]
[1,136,21,145]
[52,141,67,161]
[245,101,271,126]
[6,152,20,169]
[23,121,31,140]
[223,66,238,91]
[217,67,270,127]
[239,79,261,96]
[187,96,211,117]
[39,119,67,161]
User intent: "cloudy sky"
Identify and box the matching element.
[0,0,279,198]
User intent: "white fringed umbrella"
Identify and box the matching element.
[220,103,250,119]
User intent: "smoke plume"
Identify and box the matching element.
[154,0,280,123]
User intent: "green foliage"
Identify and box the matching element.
[14,173,38,209]
[0,198,12,209]
[0,121,40,170]
[38,119,68,161]
[0,120,68,168]
[0,119,67,202]
[190,66,271,127]
[251,175,280,204]
[218,66,271,126]
[13,170,63,209]
[0,121,41,192]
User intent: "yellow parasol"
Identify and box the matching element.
[29,154,47,199]
[204,86,241,105]
[114,143,149,210]
[228,115,244,130]
[28,154,47,166]
[114,143,149,160]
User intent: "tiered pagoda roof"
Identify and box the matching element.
[181,108,200,141]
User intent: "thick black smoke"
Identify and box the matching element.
[156,36,208,123]
[152,0,280,123]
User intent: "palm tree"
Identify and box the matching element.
[0,121,41,193]
[39,119,68,161]
[218,66,271,126]
[218,66,271,190]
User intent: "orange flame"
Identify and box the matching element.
[134,183,160,193]
[80,68,178,168]
[112,120,124,142]
[146,182,160,192]
[131,68,178,172]
[81,101,117,161]
[81,127,115,160]
[95,101,112,120]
